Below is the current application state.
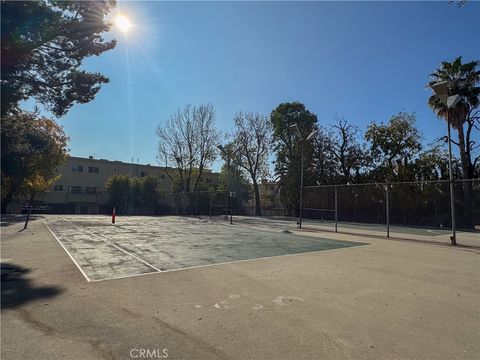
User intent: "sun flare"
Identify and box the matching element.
[115,14,132,33]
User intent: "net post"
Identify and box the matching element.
[334,185,338,232]
[195,192,198,216]
[385,182,390,238]
[209,192,212,219]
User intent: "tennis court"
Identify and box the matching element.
[43,215,366,281]
[4,214,479,360]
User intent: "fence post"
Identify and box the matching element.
[230,192,233,225]
[449,179,456,245]
[195,192,198,216]
[334,185,338,232]
[385,183,390,238]
[226,191,230,221]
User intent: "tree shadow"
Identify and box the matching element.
[0,214,41,228]
[1,262,63,310]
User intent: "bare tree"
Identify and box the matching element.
[156,104,219,193]
[330,115,367,182]
[231,112,271,216]
[311,126,337,185]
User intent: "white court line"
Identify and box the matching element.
[89,242,372,282]
[58,216,162,273]
[43,218,92,282]
[426,229,447,235]
[45,215,370,283]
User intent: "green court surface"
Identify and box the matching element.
[44,215,367,282]
[224,216,479,247]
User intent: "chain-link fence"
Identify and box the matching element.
[453,179,479,230]
[169,190,230,217]
[148,180,479,245]
[301,179,479,241]
[169,189,276,218]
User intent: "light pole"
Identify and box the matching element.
[430,80,462,245]
[290,124,317,228]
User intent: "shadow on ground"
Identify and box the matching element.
[0,214,41,228]
[1,262,63,310]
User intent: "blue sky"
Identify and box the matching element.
[48,1,479,171]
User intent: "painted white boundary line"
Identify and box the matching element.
[42,218,92,282]
[59,216,162,273]
[44,214,370,283]
[89,242,372,283]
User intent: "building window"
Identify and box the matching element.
[71,186,82,193]
[140,171,147,177]
[205,178,212,184]
[88,166,99,173]
[72,165,83,172]
[160,174,166,179]
[86,187,97,194]
[53,185,64,192]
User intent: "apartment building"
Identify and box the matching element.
[17,156,219,215]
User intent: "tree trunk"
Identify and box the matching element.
[193,165,204,193]
[253,181,262,216]
[23,191,35,230]
[457,125,470,180]
[457,124,473,228]
[1,190,15,214]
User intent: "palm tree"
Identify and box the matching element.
[427,56,480,179]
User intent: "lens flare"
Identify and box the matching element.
[115,14,132,33]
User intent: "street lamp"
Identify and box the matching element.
[217,144,239,224]
[290,124,317,228]
[430,80,462,245]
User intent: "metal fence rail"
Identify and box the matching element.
[301,179,479,240]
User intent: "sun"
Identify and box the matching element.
[115,14,132,33]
